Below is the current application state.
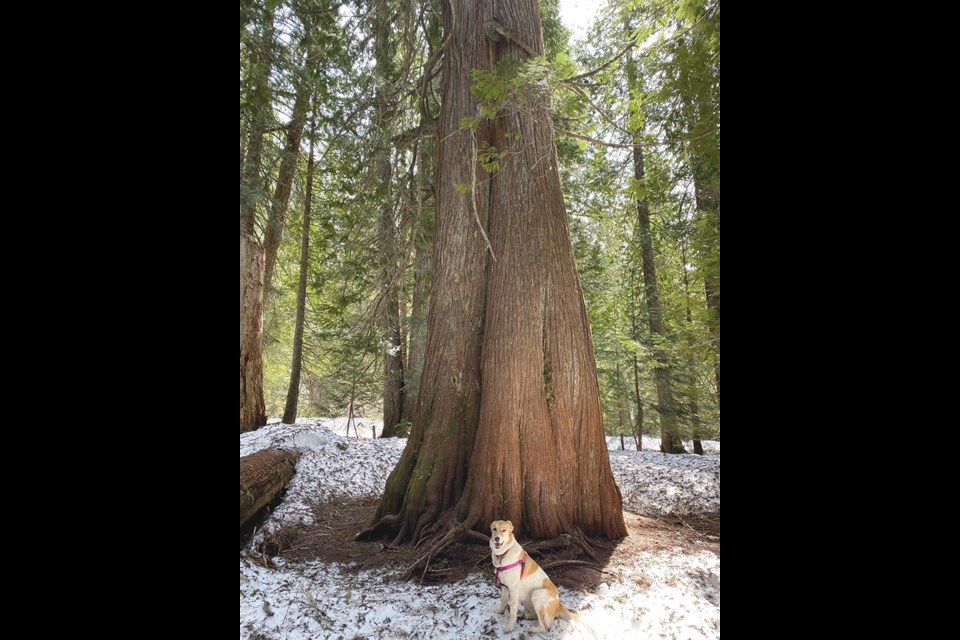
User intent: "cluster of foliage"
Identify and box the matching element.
[558,0,721,442]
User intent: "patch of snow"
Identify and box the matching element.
[240,421,404,531]
[240,419,720,639]
[240,550,719,640]
[609,450,720,515]
[266,416,384,438]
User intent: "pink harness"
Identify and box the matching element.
[495,554,526,588]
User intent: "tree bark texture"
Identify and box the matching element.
[282,127,315,424]
[239,447,300,527]
[369,0,626,544]
[633,354,643,451]
[263,63,311,293]
[374,0,406,438]
[241,233,267,432]
[240,0,276,235]
[401,136,435,424]
[378,141,405,437]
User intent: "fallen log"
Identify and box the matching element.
[240,448,300,528]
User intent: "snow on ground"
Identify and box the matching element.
[267,416,385,438]
[241,420,404,532]
[241,419,720,639]
[609,449,721,515]
[240,549,720,640]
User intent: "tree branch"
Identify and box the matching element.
[392,120,438,148]
[564,42,634,84]
[484,20,537,57]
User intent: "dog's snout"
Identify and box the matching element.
[495,536,500,542]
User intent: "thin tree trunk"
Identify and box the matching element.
[616,362,632,437]
[240,234,266,432]
[699,185,720,405]
[263,65,311,293]
[633,354,643,451]
[375,0,405,438]
[366,0,626,543]
[282,121,316,424]
[681,238,704,455]
[626,46,685,455]
[240,117,249,180]
[240,448,300,527]
[694,176,719,404]
[240,0,276,235]
[378,143,404,437]
[346,396,355,436]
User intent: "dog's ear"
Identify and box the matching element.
[505,520,513,530]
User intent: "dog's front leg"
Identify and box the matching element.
[498,586,509,614]
[505,590,520,633]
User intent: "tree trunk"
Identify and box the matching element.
[239,448,300,527]
[626,48,685,455]
[240,0,276,235]
[698,183,720,405]
[374,0,405,438]
[401,137,435,424]
[616,362,632,436]
[366,0,626,543]
[282,123,315,425]
[263,61,311,293]
[378,140,405,438]
[681,238,705,455]
[693,164,719,404]
[633,354,643,451]
[402,6,441,425]
[240,233,267,432]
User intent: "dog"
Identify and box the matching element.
[489,519,580,634]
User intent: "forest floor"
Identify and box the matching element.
[240,420,720,639]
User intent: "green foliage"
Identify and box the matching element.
[539,0,571,60]
[470,67,511,118]
[469,52,577,122]
[556,0,721,440]
[477,141,502,173]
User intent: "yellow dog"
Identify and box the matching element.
[489,520,581,634]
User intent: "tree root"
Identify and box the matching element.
[403,523,466,582]
[364,511,612,584]
[522,526,601,562]
[463,529,491,544]
[571,526,601,563]
[354,513,400,541]
[401,512,482,582]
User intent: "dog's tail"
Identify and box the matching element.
[558,604,581,623]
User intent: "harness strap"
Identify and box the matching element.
[495,554,526,588]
